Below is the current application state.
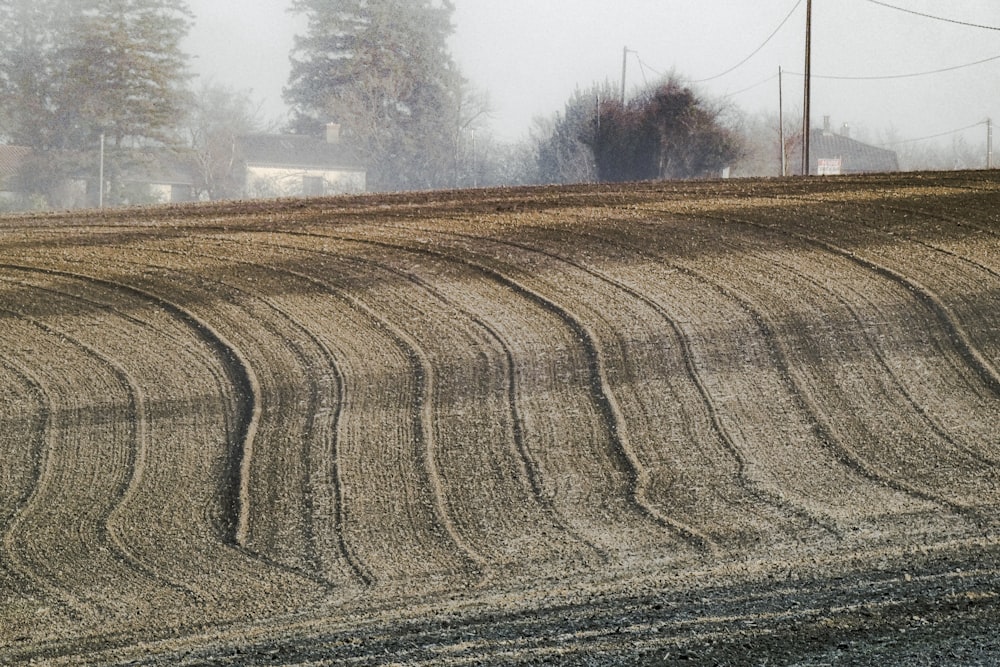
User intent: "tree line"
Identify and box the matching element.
[0,0,772,210]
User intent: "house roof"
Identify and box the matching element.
[122,150,197,186]
[237,134,365,171]
[810,129,899,174]
[0,145,33,185]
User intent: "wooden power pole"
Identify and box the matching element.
[989,118,994,169]
[779,67,786,177]
[802,0,813,176]
[621,46,629,104]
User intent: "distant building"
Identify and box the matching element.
[0,145,32,202]
[0,124,367,210]
[120,150,198,204]
[805,117,899,175]
[0,145,90,210]
[237,124,367,199]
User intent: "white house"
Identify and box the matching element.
[121,150,198,204]
[238,124,366,199]
[0,145,32,204]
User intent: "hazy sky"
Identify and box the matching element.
[185,1,1000,150]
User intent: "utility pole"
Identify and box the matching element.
[471,129,477,188]
[802,0,813,176]
[779,66,786,177]
[99,132,105,208]
[988,118,994,169]
[621,46,629,104]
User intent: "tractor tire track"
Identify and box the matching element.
[689,212,997,522]
[247,232,610,568]
[150,240,487,582]
[762,196,1000,398]
[440,226,840,537]
[81,245,374,589]
[0,263,258,547]
[0,297,193,618]
[0,259,334,620]
[313,227,713,557]
[746,244,1000,469]
[528,216,953,526]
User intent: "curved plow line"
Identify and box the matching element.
[312,277,491,577]
[699,217,991,521]
[523,218,941,530]
[532,232,838,536]
[740,214,1000,406]
[247,233,611,566]
[658,214,981,518]
[0,322,74,616]
[288,319,376,587]
[252,294,375,586]
[0,308,181,617]
[0,263,257,548]
[307,275,489,577]
[155,240,482,584]
[0,352,48,525]
[232,288,374,586]
[323,227,713,556]
[649,217,1000,476]
[400,316,491,576]
[80,245,372,589]
[171,239,487,579]
[746,245,1000,470]
[449,225,839,538]
[0,275,209,603]
[769,195,1000,395]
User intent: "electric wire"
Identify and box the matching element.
[866,0,1000,31]
[880,121,989,146]
[635,56,651,89]
[786,53,1000,80]
[637,56,664,80]
[722,73,780,99]
[692,0,804,83]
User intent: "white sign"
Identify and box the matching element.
[817,158,842,176]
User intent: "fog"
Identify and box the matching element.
[185,0,999,148]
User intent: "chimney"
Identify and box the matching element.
[823,115,832,135]
[840,123,851,138]
[326,122,341,144]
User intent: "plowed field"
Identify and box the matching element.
[2,172,999,665]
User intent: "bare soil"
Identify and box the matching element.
[1,171,999,665]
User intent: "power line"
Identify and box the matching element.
[635,57,652,89]
[636,56,664,80]
[693,0,805,83]
[786,53,1000,80]
[722,73,780,98]
[630,55,776,99]
[881,121,989,146]
[865,0,1000,31]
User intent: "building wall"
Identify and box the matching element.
[245,166,366,199]
[122,182,197,205]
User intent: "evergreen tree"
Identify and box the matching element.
[56,0,193,150]
[0,0,192,206]
[0,0,59,148]
[286,0,463,191]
